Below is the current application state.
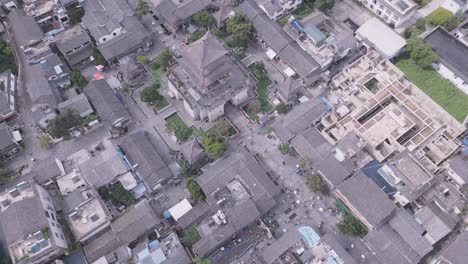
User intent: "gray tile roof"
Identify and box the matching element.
[153,0,211,28]
[425,27,468,83]
[278,77,302,102]
[272,97,328,142]
[111,199,160,245]
[197,151,279,215]
[82,0,149,60]
[84,80,130,128]
[192,222,236,257]
[84,230,120,263]
[0,122,16,153]
[58,94,94,118]
[119,131,173,190]
[31,156,64,184]
[414,202,456,244]
[25,64,59,108]
[290,127,332,165]
[237,0,320,81]
[320,232,358,264]
[336,172,395,228]
[388,208,432,257]
[366,208,432,264]
[176,202,210,229]
[279,43,320,79]
[226,199,260,231]
[438,230,468,264]
[259,229,303,264]
[7,9,43,48]
[316,154,352,188]
[448,155,468,184]
[179,138,204,165]
[56,28,93,67]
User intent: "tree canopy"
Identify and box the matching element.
[315,0,335,12]
[110,183,135,206]
[307,174,327,193]
[67,6,85,25]
[226,12,252,47]
[92,48,107,66]
[406,38,437,68]
[279,143,290,155]
[141,84,162,103]
[276,102,288,114]
[193,11,215,28]
[183,225,201,248]
[186,178,205,201]
[48,110,82,138]
[202,133,226,158]
[337,214,367,237]
[71,69,88,88]
[136,0,151,17]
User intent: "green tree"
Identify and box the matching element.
[183,225,201,247]
[336,214,367,237]
[110,183,135,206]
[136,0,151,17]
[194,257,210,264]
[141,86,161,103]
[202,133,226,158]
[226,12,252,47]
[189,31,205,43]
[315,0,335,12]
[136,55,149,65]
[38,134,52,150]
[415,18,426,31]
[153,49,173,70]
[307,174,327,193]
[279,143,290,155]
[186,178,205,201]
[276,102,288,114]
[67,6,85,25]
[98,186,111,200]
[48,110,82,138]
[192,11,215,28]
[406,38,437,68]
[179,159,191,177]
[71,69,88,88]
[92,48,107,66]
[249,99,261,114]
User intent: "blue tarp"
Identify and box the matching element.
[298,226,320,248]
[361,160,397,197]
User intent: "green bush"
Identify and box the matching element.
[307,174,327,193]
[279,143,290,155]
[276,102,288,114]
[183,225,201,247]
[189,31,205,43]
[186,178,205,201]
[110,183,135,206]
[192,11,215,27]
[71,69,88,88]
[48,110,82,138]
[337,214,367,237]
[202,133,226,158]
[427,8,453,26]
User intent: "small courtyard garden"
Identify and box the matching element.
[165,113,195,142]
[243,62,274,121]
[395,57,468,123]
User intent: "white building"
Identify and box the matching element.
[258,0,303,21]
[356,18,407,58]
[360,0,418,27]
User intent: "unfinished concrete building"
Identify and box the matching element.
[316,50,465,172]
